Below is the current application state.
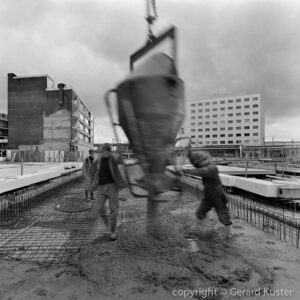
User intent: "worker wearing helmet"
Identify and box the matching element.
[175,149,232,238]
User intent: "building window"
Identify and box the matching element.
[205,135,210,138]
[205,102,210,105]
[253,132,259,136]
[220,134,225,137]
[213,134,218,138]
[213,101,218,105]
[244,126,250,129]
[228,134,233,137]
[198,122,203,125]
[228,120,233,123]
[212,141,218,144]
[191,116,195,119]
[253,97,259,101]
[205,128,210,131]
[236,106,241,109]
[236,112,241,116]
[191,122,195,126]
[198,135,203,138]
[213,114,217,118]
[205,108,210,112]
[236,140,241,144]
[213,108,218,111]
[213,121,217,124]
[244,112,250,115]
[253,125,259,129]
[220,107,225,111]
[191,103,195,107]
[191,129,195,132]
[205,115,209,119]
[191,110,195,113]
[244,105,250,109]
[228,99,233,103]
[244,119,250,123]
[220,120,226,124]
[228,106,233,110]
[253,104,259,108]
[253,111,259,115]
[244,98,250,102]
[220,113,225,118]
[198,116,202,119]
[191,135,196,138]
[236,126,241,130]
[198,109,203,112]
[236,99,241,102]
[244,133,250,136]
[198,103,203,106]
[220,141,225,144]
[198,128,203,132]
[236,119,241,123]
[213,128,217,131]
[228,127,233,130]
[220,127,225,131]
[205,121,210,125]
[228,141,233,144]
[220,100,225,104]
[244,140,250,144]
[228,113,233,117]
[236,133,241,137]
[253,118,259,122]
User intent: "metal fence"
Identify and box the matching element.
[181,175,300,248]
[6,150,84,163]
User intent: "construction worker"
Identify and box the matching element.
[82,149,95,201]
[175,149,232,238]
[90,143,127,241]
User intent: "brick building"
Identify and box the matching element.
[7,73,94,153]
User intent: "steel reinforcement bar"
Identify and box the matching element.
[0,170,82,230]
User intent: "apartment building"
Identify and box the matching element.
[183,93,265,146]
[8,73,94,153]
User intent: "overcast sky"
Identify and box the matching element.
[0,0,299,143]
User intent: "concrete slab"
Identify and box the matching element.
[217,165,275,176]
[0,162,83,194]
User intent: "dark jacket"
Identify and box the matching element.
[90,152,128,192]
[181,164,227,204]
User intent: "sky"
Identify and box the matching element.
[0,0,299,143]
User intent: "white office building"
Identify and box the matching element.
[181,93,265,146]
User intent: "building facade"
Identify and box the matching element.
[181,93,265,146]
[0,112,8,157]
[7,73,94,153]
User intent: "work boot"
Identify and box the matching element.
[224,225,233,239]
[110,232,117,241]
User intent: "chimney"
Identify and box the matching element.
[58,83,65,109]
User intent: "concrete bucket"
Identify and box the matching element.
[105,52,185,196]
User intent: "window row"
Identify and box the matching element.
[191,120,260,126]
[191,104,259,113]
[191,140,260,145]
[190,97,259,107]
[191,116,260,122]
[191,132,259,138]
[191,127,259,132]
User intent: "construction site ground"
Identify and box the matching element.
[1,176,300,300]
